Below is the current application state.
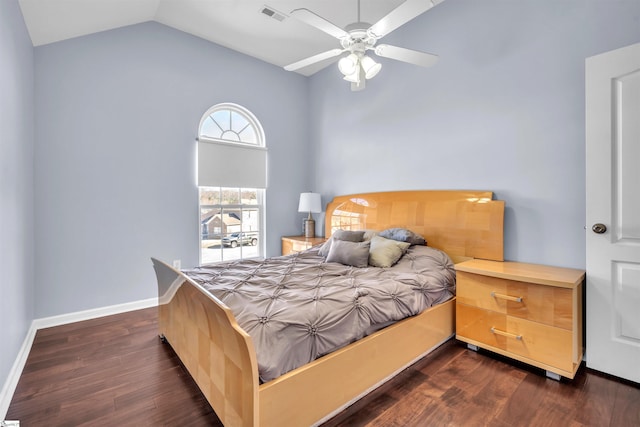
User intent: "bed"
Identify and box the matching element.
[152,190,504,426]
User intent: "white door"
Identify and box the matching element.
[586,42,640,383]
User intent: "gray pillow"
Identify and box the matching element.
[318,229,366,257]
[318,239,332,257]
[368,235,411,268]
[378,228,426,246]
[333,230,365,242]
[326,240,370,268]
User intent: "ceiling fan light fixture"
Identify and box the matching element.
[285,0,444,90]
[338,53,359,76]
[343,68,360,83]
[361,55,381,79]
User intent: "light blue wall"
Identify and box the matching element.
[309,0,640,269]
[9,0,640,339]
[0,0,34,408]
[34,22,310,317]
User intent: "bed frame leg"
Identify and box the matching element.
[159,334,167,343]
[545,370,561,381]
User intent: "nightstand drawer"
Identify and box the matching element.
[291,241,312,252]
[457,304,575,372]
[457,271,573,330]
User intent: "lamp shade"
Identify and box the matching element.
[298,192,322,213]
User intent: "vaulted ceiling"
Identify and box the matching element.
[18,0,420,76]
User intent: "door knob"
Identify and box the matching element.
[592,223,607,234]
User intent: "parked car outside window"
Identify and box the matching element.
[221,232,258,248]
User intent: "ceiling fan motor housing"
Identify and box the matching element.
[341,23,377,53]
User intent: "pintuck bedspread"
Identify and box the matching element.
[183,244,456,383]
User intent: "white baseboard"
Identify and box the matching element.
[32,297,157,330]
[0,297,158,420]
[0,325,37,421]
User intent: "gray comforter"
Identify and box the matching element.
[183,244,456,382]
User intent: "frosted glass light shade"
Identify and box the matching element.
[338,53,359,76]
[361,55,381,79]
[343,70,360,83]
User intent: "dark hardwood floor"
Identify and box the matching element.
[7,307,639,426]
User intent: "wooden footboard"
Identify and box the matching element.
[152,258,259,426]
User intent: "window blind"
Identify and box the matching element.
[198,139,267,188]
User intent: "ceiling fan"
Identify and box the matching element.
[284,0,445,91]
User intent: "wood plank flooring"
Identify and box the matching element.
[6,307,640,426]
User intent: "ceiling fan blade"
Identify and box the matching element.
[374,44,439,68]
[284,48,345,71]
[368,0,445,38]
[290,8,349,39]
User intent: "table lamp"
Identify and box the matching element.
[298,192,322,238]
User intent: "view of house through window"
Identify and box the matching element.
[200,187,263,264]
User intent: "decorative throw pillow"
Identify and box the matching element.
[368,235,411,268]
[318,239,332,257]
[362,229,379,241]
[326,240,371,268]
[333,229,365,242]
[378,228,426,246]
[318,229,366,257]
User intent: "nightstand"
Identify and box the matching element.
[455,259,585,380]
[281,235,327,256]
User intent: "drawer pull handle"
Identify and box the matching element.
[491,327,522,340]
[491,291,523,303]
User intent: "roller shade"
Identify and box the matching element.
[198,139,267,188]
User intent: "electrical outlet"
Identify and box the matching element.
[172,259,181,270]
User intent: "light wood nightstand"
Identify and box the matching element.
[281,236,327,256]
[455,259,585,380]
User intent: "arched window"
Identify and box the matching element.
[197,103,267,264]
[199,103,265,146]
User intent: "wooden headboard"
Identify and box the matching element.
[325,190,505,262]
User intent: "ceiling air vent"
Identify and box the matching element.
[261,5,286,22]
